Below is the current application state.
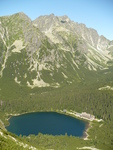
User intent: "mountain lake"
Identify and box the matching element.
[6,112,88,137]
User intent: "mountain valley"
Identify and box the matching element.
[0,12,113,150]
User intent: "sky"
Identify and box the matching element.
[0,0,113,40]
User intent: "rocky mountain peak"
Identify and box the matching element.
[0,12,113,88]
[16,12,31,22]
[58,15,71,23]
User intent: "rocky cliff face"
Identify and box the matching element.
[33,13,113,68]
[0,12,113,88]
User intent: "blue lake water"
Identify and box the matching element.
[6,112,88,137]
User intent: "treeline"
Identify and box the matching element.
[0,82,113,123]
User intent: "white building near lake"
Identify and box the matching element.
[80,112,95,121]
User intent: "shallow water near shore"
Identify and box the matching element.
[6,112,88,137]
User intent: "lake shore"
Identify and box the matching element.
[83,122,91,140]
[5,110,90,139]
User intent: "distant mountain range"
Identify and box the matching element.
[0,12,113,88]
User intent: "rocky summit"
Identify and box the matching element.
[0,12,113,88]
